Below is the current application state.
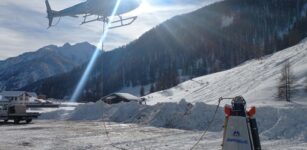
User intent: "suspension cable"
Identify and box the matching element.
[102,121,128,150]
[51,17,61,27]
[189,98,223,150]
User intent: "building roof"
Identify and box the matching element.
[114,93,141,101]
[0,91,37,97]
[0,91,26,97]
[101,93,141,103]
[27,92,38,97]
[0,95,9,102]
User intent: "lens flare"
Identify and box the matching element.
[127,0,154,16]
[70,0,122,102]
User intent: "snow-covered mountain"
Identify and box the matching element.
[0,42,96,90]
[145,38,307,107]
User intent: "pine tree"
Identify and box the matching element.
[278,61,295,102]
[140,86,145,97]
[149,84,155,94]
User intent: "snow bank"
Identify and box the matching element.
[39,109,73,120]
[258,107,307,141]
[40,100,307,141]
[40,100,224,131]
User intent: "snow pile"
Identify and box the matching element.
[258,106,307,141]
[69,101,146,121]
[40,100,307,141]
[39,109,71,120]
[40,100,224,131]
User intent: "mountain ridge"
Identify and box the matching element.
[0,42,96,90]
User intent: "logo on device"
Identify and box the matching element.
[233,130,240,137]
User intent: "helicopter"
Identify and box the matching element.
[45,0,141,30]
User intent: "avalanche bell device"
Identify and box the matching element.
[221,96,261,150]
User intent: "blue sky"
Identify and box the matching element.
[0,0,217,60]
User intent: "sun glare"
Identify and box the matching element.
[70,0,122,101]
[128,0,155,15]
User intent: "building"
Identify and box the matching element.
[101,93,141,104]
[0,91,37,104]
[28,92,38,98]
[0,95,9,103]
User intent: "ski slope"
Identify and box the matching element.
[145,40,307,107]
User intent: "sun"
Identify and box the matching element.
[127,0,156,16]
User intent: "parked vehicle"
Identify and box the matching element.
[0,103,40,124]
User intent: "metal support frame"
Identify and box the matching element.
[109,16,138,29]
[81,14,137,30]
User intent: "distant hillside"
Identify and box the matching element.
[145,37,307,106]
[0,42,95,90]
[24,0,307,101]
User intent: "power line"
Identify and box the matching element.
[102,121,128,150]
[189,99,222,150]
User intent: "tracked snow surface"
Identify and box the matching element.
[40,40,307,149]
[145,42,307,106]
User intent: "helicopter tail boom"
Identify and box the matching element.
[45,0,56,28]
